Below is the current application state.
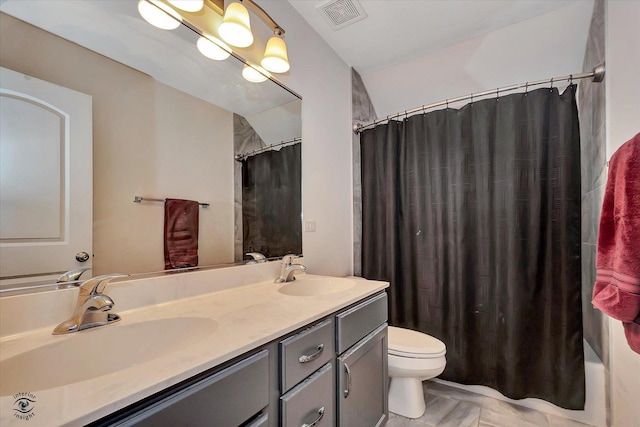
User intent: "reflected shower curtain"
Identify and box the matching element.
[242,144,301,258]
[361,86,584,409]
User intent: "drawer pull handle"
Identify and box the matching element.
[301,406,325,427]
[343,363,352,398]
[298,344,324,363]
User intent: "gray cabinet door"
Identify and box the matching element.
[115,350,270,427]
[337,325,388,427]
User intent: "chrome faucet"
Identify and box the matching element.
[245,252,267,263]
[56,267,91,284]
[275,254,306,283]
[52,274,128,335]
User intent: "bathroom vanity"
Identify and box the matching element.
[0,263,389,426]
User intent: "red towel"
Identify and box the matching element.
[592,133,640,354]
[164,198,199,270]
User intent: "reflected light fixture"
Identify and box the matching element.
[242,64,270,83]
[261,30,290,73]
[218,2,254,48]
[197,35,231,60]
[167,0,204,12]
[137,0,291,82]
[137,0,182,30]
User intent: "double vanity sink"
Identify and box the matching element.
[0,263,387,426]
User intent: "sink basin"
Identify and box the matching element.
[0,316,218,396]
[278,276,357,297]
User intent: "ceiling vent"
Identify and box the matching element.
[317,0,367,30]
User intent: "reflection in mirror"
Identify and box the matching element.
[235,132,301,259]
[0,0,301,294]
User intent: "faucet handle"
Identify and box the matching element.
[281,254,299,265]
[80,273,129,296]
[57,268,91,283]
[245,252,267,263]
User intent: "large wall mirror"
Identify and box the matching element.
[0,0,302,293]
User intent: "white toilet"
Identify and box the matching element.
[387,326,447,418]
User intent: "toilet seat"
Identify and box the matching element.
[388,326,446,358]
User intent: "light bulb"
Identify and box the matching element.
[242,64,270,83]
[218,2,253,48]
[138,0,181,30]
[261,35,290,73]
[167,0,203,12]
[197,36,231,61]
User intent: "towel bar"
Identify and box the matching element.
[133,196,210,208]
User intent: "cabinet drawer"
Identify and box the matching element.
[114,350,269,427]
[280,363,334,427]
[280,318,334,392]
[336,292,387,354]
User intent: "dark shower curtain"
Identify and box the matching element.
[242,143,301,258]
[361,86,584,409]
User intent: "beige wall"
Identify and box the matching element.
[0,13,234,275]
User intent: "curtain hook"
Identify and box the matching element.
[496,87,499,101]
[471,93,474,104]
[525,81,529,95]
[550,77,554,90]
[446,99,449,109]
[404,110,408,121]
[569,74,573,85]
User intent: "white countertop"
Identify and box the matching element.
[0,271,387,426]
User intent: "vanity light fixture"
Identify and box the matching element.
[137,0,182,30]
[242,64,270,82]
[218,1,254,48]
[196,35,232,60]
[137,0,290,82]
[261,31,290,73]
[234,0,291,74]
[167,0,204,12]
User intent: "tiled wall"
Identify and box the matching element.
[578,0,607,365]
[233,114,266,262]
[578,2,609,422]
[352,68,377,276]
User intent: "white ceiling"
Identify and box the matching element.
[287,0,582,74]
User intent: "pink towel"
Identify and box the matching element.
[164,198,199,270]
[592,133,640,354]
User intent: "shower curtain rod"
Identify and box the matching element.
[353,63,605,134]
[235,137,301,161]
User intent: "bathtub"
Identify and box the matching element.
[434,340,606,427]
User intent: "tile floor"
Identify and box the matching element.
[385,381,595,427]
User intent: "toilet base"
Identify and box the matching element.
[388,377,426,419]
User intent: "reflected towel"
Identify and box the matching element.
[592,133,640,354]
[164,198,199,269]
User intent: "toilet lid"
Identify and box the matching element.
[388,326,446,357]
